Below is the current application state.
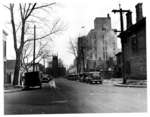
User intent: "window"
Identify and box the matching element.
[3,41,6,58]
[131,34,138,52]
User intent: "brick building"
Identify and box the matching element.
[86,15,118,71]
[119,3,146,80]
[77,15,118,74]
[46,56,66,77]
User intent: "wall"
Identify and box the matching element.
[124,19,146,79]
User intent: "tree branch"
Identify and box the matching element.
[3,4,10,9]
[68,39,78,57]
[19,4,24,20]
[24,18,63,44]
[34,2,56,9]
[25,3,31,17]
[25,3,36,20]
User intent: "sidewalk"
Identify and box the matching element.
[4,84,22,93]
[111,78,147,88]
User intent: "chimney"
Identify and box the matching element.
[107,13,110,19]
[126,11,132,29]
[135,3,143,22]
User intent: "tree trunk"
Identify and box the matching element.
[13,53,21,85]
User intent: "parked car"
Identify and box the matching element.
[79,73,84,82]
[84,74,93,83]
[79,73,88,82]
[67,74,78,81]
[86,71,103,84]
[22,71,42,90]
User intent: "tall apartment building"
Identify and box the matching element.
[86,15,118,71]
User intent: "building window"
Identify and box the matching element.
[131,34,138,52]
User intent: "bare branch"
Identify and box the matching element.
[25,3,36,20]
[68,38,78,57]
[25,3,31,17]
[23,3,26,16]
[19,4,24,20]
[40,7,52,14]
[34,2,56,9]
[24,18,64,44]
[29,14,49,24]
[3,4,10,9]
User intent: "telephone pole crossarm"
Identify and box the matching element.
[112,9,131,13]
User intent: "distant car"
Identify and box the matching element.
[86,71,103,84]
[67,74,78,81]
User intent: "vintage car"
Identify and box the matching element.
[22,71,42,90]
[86,71,103,84]
[79,73,88,82]
[67,74,79,81]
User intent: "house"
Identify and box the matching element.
[119,3,146,80]
[6,60,16,84]
[3,30,8,84]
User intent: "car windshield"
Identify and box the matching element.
[91,72,100,77]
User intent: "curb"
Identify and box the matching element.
[4,88,22,93]
[114,84,147,88]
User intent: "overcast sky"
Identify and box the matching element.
[1,0,147,68]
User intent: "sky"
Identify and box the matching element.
[1,0,148,68]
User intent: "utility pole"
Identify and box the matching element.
[33,25,36,72]
[112,4,131,84]
[43,57,46,73]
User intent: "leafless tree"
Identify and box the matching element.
[68,38,78,58]
[67,38,78,74]
[6,3,65,85]
[20,40,52,73]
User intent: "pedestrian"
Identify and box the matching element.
[48,78,56,89]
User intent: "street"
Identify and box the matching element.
[4,78,147,114]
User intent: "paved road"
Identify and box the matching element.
[4,78,147,114]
